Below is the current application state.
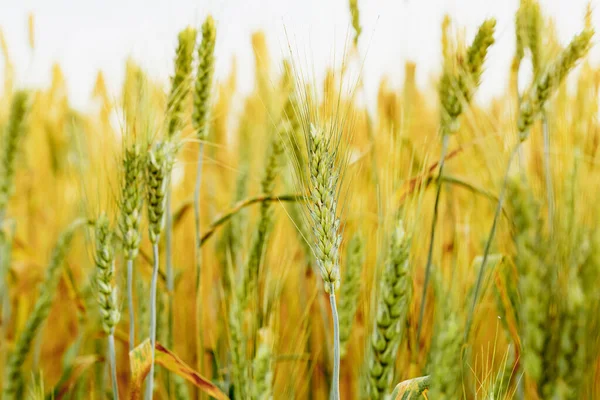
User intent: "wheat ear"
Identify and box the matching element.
[339,232,365,358]
[364,220,412,399]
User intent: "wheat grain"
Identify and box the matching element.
[365,220,412,399]
[339,232,364,358]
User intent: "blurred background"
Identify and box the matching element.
[1,0,598,109]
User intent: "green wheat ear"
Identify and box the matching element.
[518,29,593,138]
[166,26,197,138]
[348,0,362,47]
[119,145,145,261]
[339,232,365,358]
[193,15,217,141]
[146,140,174,244]
[428,310,464,400]
[365,220,412,400]
[306,123,343,293]
[94,214,120,334]
[0,90,30,215]
[439,18,496,134]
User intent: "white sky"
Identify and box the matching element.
[0,0,599,110]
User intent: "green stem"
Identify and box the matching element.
[165,189,174,397]
[127,258,135,352]
[329,289,340,400]
[108,332,119,400]
[194,142,205,382]
[465,144,520,340]
[416,134,450,343]
[145,243,159,400]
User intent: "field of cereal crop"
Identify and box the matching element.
[0,1,599,399]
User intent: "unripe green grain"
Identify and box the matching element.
[518,29,593,139]
[348,0,362,47]
[0,90,30,214]
[94,215,120,334]
[94,215,120,399]
[146,141,174,244]
[438,18,495,135]
[193,16,217,141]
[544,279,586,400]
[365,220,412,399]
[306,124,343,293]
[167,27,197,138]
[339,232,365,358]
[428,312,463,400]
[119,145,145,260]
[252,327,274,400]
[464,19,496,93]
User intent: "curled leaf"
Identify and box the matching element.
[129,339,229,400]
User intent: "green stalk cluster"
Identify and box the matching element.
[545,279,586,399]
[508,178,549,383]
[365,220,412,399]
[243,134,284,309]
[2,220,82,399]
[339,232,365,358]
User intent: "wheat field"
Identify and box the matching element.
[0,1,599,399]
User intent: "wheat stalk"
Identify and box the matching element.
[418,17,496,342]
[192,15,216,377]
[163,29,196,379]
[93,214,120,400]
[145,140,174,400]
[118,144,145,352]
[466,27,593,340]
